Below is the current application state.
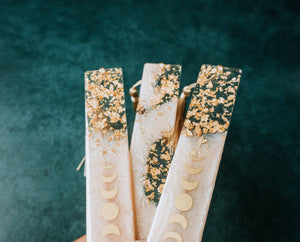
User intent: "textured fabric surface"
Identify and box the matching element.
[0,0,299,241]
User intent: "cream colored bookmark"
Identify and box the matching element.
[147,65,242,242]
[85,68,135,242]
[130,63,182,240]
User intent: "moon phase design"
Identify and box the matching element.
[185,163,202,175]
[101,187,118,199]
[180,177,199,191]
[101,174,117,183]
[163,231,182,242]
[168,214,188,229]
[174,193,193,211]
[100,202,119,220]
[101,224,120,238]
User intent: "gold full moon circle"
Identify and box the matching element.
[174,193,193,212]
[101,202,119,221]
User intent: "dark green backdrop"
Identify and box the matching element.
[0,0,299,241]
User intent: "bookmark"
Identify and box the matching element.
[130,63,181,240]
[147,65,242,242]
[85,68,135,242]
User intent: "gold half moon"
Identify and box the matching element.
[180,177,199,191]
[168,214,188,229]
[101,187,118,200]
[185,163,203,175]
[101,202,119,221]
[101,174,117,183]
[163,231,182,242]
[101,224,120,238]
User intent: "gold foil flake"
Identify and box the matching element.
[85,68,127,141]
[183,65,241,140]
[195,125,203,136]
[182,128,193,137]
[99,68,105,74]
[198,135,208,146]
[157,184,164,194]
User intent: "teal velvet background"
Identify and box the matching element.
[0,0,299,241]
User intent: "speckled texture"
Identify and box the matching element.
[0,0,299,241]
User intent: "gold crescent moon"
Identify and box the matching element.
[101,224,120,238]
[101,187,118,200]
[101,174,117,183]
[180,177,199,191]
[163,231,182,242]
[185,163,202,175]
[168,214,188,229]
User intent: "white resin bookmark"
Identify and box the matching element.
[130,63,181,240]
[147,65,242,242]
[85,68,135,242]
